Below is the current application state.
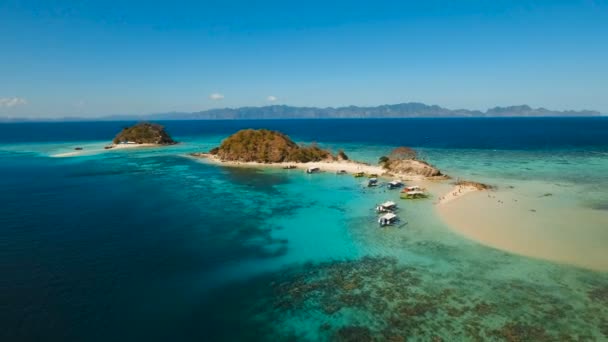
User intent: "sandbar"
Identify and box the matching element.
[436,185,608,271]
[51,143,162,157]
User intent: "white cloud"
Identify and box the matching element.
[267,95,278,102]
[209,93,224,100]
[0,97,27,107]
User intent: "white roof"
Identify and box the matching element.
[381,201,396,207]
[380,213,397,220]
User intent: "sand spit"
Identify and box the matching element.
[51,143,163,157]
[107,143,161,150]
[437,184,608,271]
[436,185,483,205]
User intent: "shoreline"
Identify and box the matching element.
[190,153,447,181]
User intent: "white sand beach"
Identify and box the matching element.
[109,143,161,150]
[436,184,608,271]
[435,184,482,205]
[191,153,440,181]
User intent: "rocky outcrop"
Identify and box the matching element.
[384,159,444,178]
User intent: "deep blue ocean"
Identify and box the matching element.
[2,117,608,149]
[1,118,607,341]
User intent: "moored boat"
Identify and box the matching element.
[378,213,398,227]
[387,180,403,189]
[306,167,321,174]
[404,185,422,192]
[400,190,428,199]
[376,201,397,213]
[367,177,378,187]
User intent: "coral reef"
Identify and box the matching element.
[259,257,608,341]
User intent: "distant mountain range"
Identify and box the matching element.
[1,103,602,122]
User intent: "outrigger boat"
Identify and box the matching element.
[376,201,397,213]
[401,190,428,199]
[387,180,403,189]
[378,213,398,227]
[367,177,378,187]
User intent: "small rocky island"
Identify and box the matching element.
[111,122,177,146]
[204,129,342,163]
[379,147,444,178]
[192,129,446,179]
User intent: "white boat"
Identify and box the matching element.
[376,201,397,213]
[367,177,378,187]
[401,190,428,199]
[378,213,398,227]
[387,180,403,189]
[405,185,421,191]
[306,167,320,174]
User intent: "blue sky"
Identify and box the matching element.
[1,0,607,117]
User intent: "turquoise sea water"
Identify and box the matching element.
[1,119,607,341]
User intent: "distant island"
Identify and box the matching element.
[110,122,176,147]
[157,103,601,120]
[192,129,445,180]
[1,103,602,122]
[130,103,601,121]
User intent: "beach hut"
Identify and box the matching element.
[376,201,397,213]
[378,213,398,227]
